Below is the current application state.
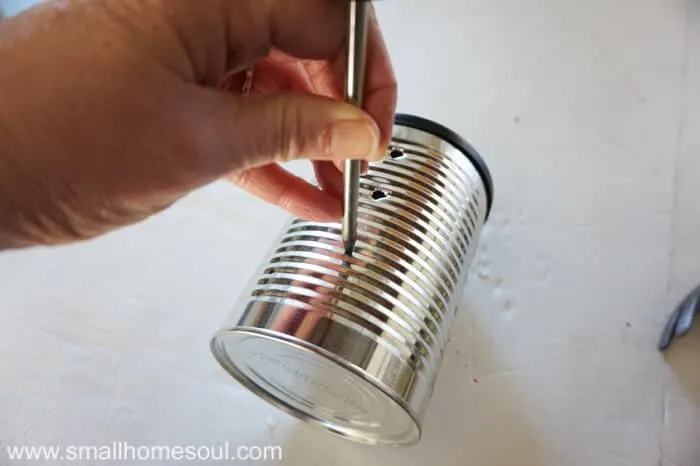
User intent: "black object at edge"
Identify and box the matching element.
[394,113,494,220]
[658,283,700,351]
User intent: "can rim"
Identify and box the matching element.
[210,328,423,447]
[394,113,494,219]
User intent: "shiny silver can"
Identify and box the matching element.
[211,114,494,447]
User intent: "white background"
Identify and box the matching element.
[1,0,700,464]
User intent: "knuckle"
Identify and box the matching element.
[276,186,295,213]
[228,169,252,189]
[275,96,309,163]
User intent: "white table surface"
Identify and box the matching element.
[2,0,700,464]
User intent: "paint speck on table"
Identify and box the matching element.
[266,416,278,432]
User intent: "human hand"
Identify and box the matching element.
[0,0,396,249]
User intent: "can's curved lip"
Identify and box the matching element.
[394,113,494,219]
[210,328,423,447]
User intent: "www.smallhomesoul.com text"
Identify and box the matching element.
[4,442,283,462]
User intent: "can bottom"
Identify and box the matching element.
[211,329,421,446]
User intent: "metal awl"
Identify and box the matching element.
[342,0,370,255]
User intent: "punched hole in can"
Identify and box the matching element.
[370,189,390,201]
[389,147,405,160]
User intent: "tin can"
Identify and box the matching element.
[211,114,494,447]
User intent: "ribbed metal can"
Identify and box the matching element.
[211,114,494,447]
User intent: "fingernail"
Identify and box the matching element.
[330,119,381,160]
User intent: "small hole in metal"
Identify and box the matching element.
[389,147,405,159]
[371,189,389,201]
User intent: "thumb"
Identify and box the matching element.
[196,91,386,174]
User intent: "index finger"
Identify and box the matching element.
[213,0,397,145]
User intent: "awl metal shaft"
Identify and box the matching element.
[342,0,371,255]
